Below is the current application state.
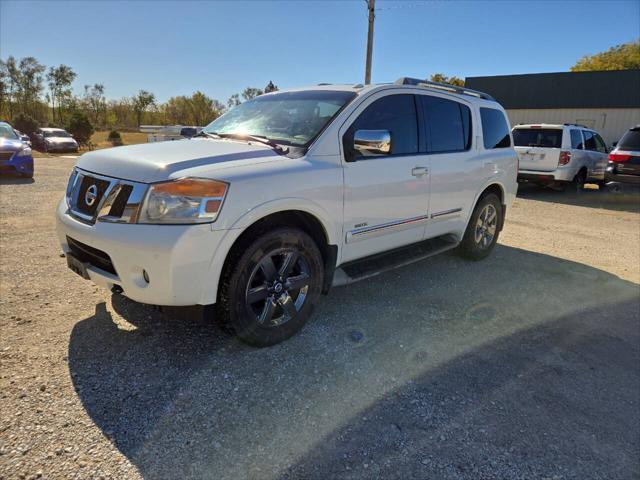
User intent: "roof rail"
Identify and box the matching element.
[563,123,588,128]
[395,77,496,101]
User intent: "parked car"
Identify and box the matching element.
[57,78,517,346]
[13,129,32,147]
[0,122,34,178]
[513,123,608,191]
[606,125,640,189]
[32,128,79,153]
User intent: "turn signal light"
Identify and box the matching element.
[558,151,571,166]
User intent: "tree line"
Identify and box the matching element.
[0,55,278,136]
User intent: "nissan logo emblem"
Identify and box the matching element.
[85,184,98,207]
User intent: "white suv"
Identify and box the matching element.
[513,123,609,191]
[57,78,517,346]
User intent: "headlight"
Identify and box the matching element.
[138,178,229,224]
[16,147,32,157]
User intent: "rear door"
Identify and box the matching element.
[512,127,563,171]
[419,93,480,239]
[581,130,600,176]
[591,133,609,178]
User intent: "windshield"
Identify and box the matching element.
[512,128,563,148]
[618,128,640,151]
[44,130,71,138]
[203,90,356,147]
[0,124,18,140]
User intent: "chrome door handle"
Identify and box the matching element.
[411,166,429,177]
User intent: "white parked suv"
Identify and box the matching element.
[57,78,518,346]
[513,123,609,191]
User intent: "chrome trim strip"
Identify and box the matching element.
[430,207,462,219]
[346,214,429,243]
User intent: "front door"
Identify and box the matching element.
[341,93,430,263]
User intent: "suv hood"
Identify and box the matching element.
[0,138,25,152]
[76,138,281,183]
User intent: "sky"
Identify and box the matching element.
[1,0,638,103]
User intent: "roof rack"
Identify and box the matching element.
[563,123,588,128]
[395,77,496,101]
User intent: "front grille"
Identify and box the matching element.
[67,236,117,275]
[75,176,110,216]
[0,151,14,161]
[108,184,133,217]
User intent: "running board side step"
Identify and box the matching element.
[331,235,459,287]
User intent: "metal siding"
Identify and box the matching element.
[465,71,640,109]
[506,108,640,145]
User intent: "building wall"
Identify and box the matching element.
[505,108,640,145]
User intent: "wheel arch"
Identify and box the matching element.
[201,202,340,305]
[467,182,507,233]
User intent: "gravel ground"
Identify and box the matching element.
[1,158,639,480]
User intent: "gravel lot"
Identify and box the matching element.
[1,158,639,480]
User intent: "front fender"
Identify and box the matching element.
[200,198,341,305]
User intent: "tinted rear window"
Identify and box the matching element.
[512,128,563,148]
[618,129,640,151]
[480,108,511,149]
[583,130,596,151]
[421,96,472,153]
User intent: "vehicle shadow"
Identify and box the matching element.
[67,245,640,479]
[517,182,640,213]
[0,175,34,185]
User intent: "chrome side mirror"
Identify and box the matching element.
[353,129,391,157]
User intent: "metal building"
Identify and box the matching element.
[465,70,640,145]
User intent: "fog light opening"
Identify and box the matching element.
[142,269,150,284]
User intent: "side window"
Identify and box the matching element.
[421,95,472,153]
[480,108,511,149]
[594,133,607,153]
[570,129,584,149]
[583,130,596,151]
[345,94,418,159]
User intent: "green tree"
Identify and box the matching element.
[241,87,263,101]
[16,57,45,118]
[1,56,20,119]
[264,80,278,93]
[66,111,94,146]
[46,64,76,124]
[12,112,39,135]
[429,73,464,87]
[132,90,156,126]
[571,41,640,71]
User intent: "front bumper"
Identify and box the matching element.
[0,152,33,175]
[518,167,578,183]
[56,199,232,306]
[46,143,78,152]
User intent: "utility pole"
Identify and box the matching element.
[364,0,375,85]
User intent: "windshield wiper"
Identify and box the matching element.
[215,132,289,155]
[193,131,221,139]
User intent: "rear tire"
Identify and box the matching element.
[569,169,586,194]
[217,227,324,347]
[457,193,502,261]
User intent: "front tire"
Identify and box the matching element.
[218,228,324,347]
[457,193,502,261]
